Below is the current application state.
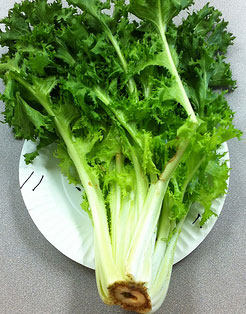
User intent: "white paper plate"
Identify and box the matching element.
[19,141,230,268]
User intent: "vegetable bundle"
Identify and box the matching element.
[0,0,241,313]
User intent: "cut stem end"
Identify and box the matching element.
[108,281,151,313]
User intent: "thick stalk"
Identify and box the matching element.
[124,17,199,285]
[150,196,173,287]
[126,179,169,281]
[152,153,205,279]
[10,74,120,299]
[126,138,193,281]
[110,155,138,278]
[149,218,185,313]
[52,120,122,299]
[52,118,122,301]
[150,153,205,310]
[111,153,123,263]
[117,191,136,271]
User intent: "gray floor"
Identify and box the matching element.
[0,1,245,313]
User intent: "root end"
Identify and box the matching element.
[108,281,151,313]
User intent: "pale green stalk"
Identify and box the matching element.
[111,153,123,262]
[126,179,169,281]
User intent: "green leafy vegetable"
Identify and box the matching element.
[0,0,241,313]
